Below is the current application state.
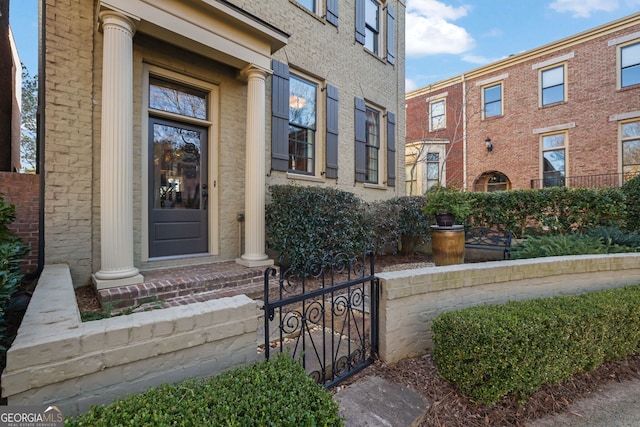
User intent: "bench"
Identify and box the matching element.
[464,227,513,260]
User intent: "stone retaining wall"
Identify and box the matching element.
[376,253,640,364]
[1,264,259,416]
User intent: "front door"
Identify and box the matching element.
[149,118,208,258]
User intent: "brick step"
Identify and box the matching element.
[98,261,272,311]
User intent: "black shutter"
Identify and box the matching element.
[386,4,396,65]
[355,0,365,45]
[386,112,396,187]
[326,84,339,179]
[327,0,339,27]
[354,97,367,182]
[271,60,289,172]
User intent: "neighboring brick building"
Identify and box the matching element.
[43,0,405,287]
[406,12,640,194]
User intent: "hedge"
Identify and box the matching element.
[432,285,640,406]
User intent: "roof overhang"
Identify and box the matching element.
[99,0,289,71]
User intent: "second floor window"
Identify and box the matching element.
[483,83,502,118]
[430,99,445,130]
[542,133,566,187]
[541,65,565,106]
[289,75,317,174]
[296,0,316,13]
[364,0,380,54]
[621,42,640,88]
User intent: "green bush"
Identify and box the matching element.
[621,174,640,231]
[585,225,640,251]
[366,196,430,256]
[432,285,640,406]
[510,234,611,259]
[0,196,29,352]
[467,187,626,237]
[65,353,343,426]
[266,185,369,270]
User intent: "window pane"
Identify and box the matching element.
[149,79,207,120]
[621,43,640,68]
[365,107,380,183]
[622,64,640,88]
[289,76,316,129]
[623,122,640,138]
[542,133,565,149]
[485,100,502,117]
[365,0,379,29]
[542,85,564,105]
[296,0,315,12]
[289,125,315,173]
[431,100,445,129]
[542,66,564,87]
[484,84,501,103]
[543,149,565,187]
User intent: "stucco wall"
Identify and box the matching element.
[377,253,640,364]
[1,264,259,416]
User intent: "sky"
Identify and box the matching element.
[8,0,640,91]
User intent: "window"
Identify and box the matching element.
[542,133,566,187]
[288,75,317,174]
[364,0,380,54]
[355,0,395,64]
[622,120,640,180]
[430,99,445,130]
[426,152,440,190]
[621,42,640,88]
[149,78,207,119]
[365,106,380,183]
[541,65,565,106]
[354,98,395,186]
[483,83,502,118]
[296,0,316,13]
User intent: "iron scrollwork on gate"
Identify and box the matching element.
[262,251,379,388]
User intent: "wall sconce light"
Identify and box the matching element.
[485,137,493,152]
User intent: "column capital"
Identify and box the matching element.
[238,64,272,81]
[99,9,139,37]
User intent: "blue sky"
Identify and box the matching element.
[8,0,640,91]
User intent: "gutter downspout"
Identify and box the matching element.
[461,73,467,191]
[33,0,45,279]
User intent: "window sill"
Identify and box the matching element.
[287,172,325,183]
[363,183,388,190]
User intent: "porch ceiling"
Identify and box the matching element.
[99,0,289,70]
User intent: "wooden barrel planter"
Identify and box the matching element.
[431,225,465,266]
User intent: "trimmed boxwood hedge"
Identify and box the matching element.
[65,354,343,426]
[432,285,640,406]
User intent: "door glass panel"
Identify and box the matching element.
[149,78,207,120]
[153,123,202,210]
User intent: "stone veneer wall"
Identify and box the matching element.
[377,253,640,364]
[1,264,259,416]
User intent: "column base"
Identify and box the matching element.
[92,273,144,290]
[235,257,274,268]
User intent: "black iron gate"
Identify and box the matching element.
[262,251,379,388]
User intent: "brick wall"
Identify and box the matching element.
[0,172,40,274]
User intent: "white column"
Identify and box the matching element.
[93,11,143,288]
[237,66,273,267]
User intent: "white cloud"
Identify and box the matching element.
[406,0,475,57]
[406,78,418,92]
[549,0,619,17]
[461,54,493,65]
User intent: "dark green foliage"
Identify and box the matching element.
[65,353,343,426]
[585,225,640,251]
[467,187,626,237]
[510,234,611,259]
[432,285,640,406]
[621,175,640,231]
[266,185,369,270]
[0,196,29,352]
[423,186,473,225]
[367,196,430,255]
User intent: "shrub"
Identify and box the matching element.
[432,285,640,406]
[66,353,343,426]
[266,185,369,270]
[0,196,29,352]
[585,225,640,252]
[621,174,640,231]
[510,234,610,259]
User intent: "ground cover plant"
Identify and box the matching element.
[65,353,343,426]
